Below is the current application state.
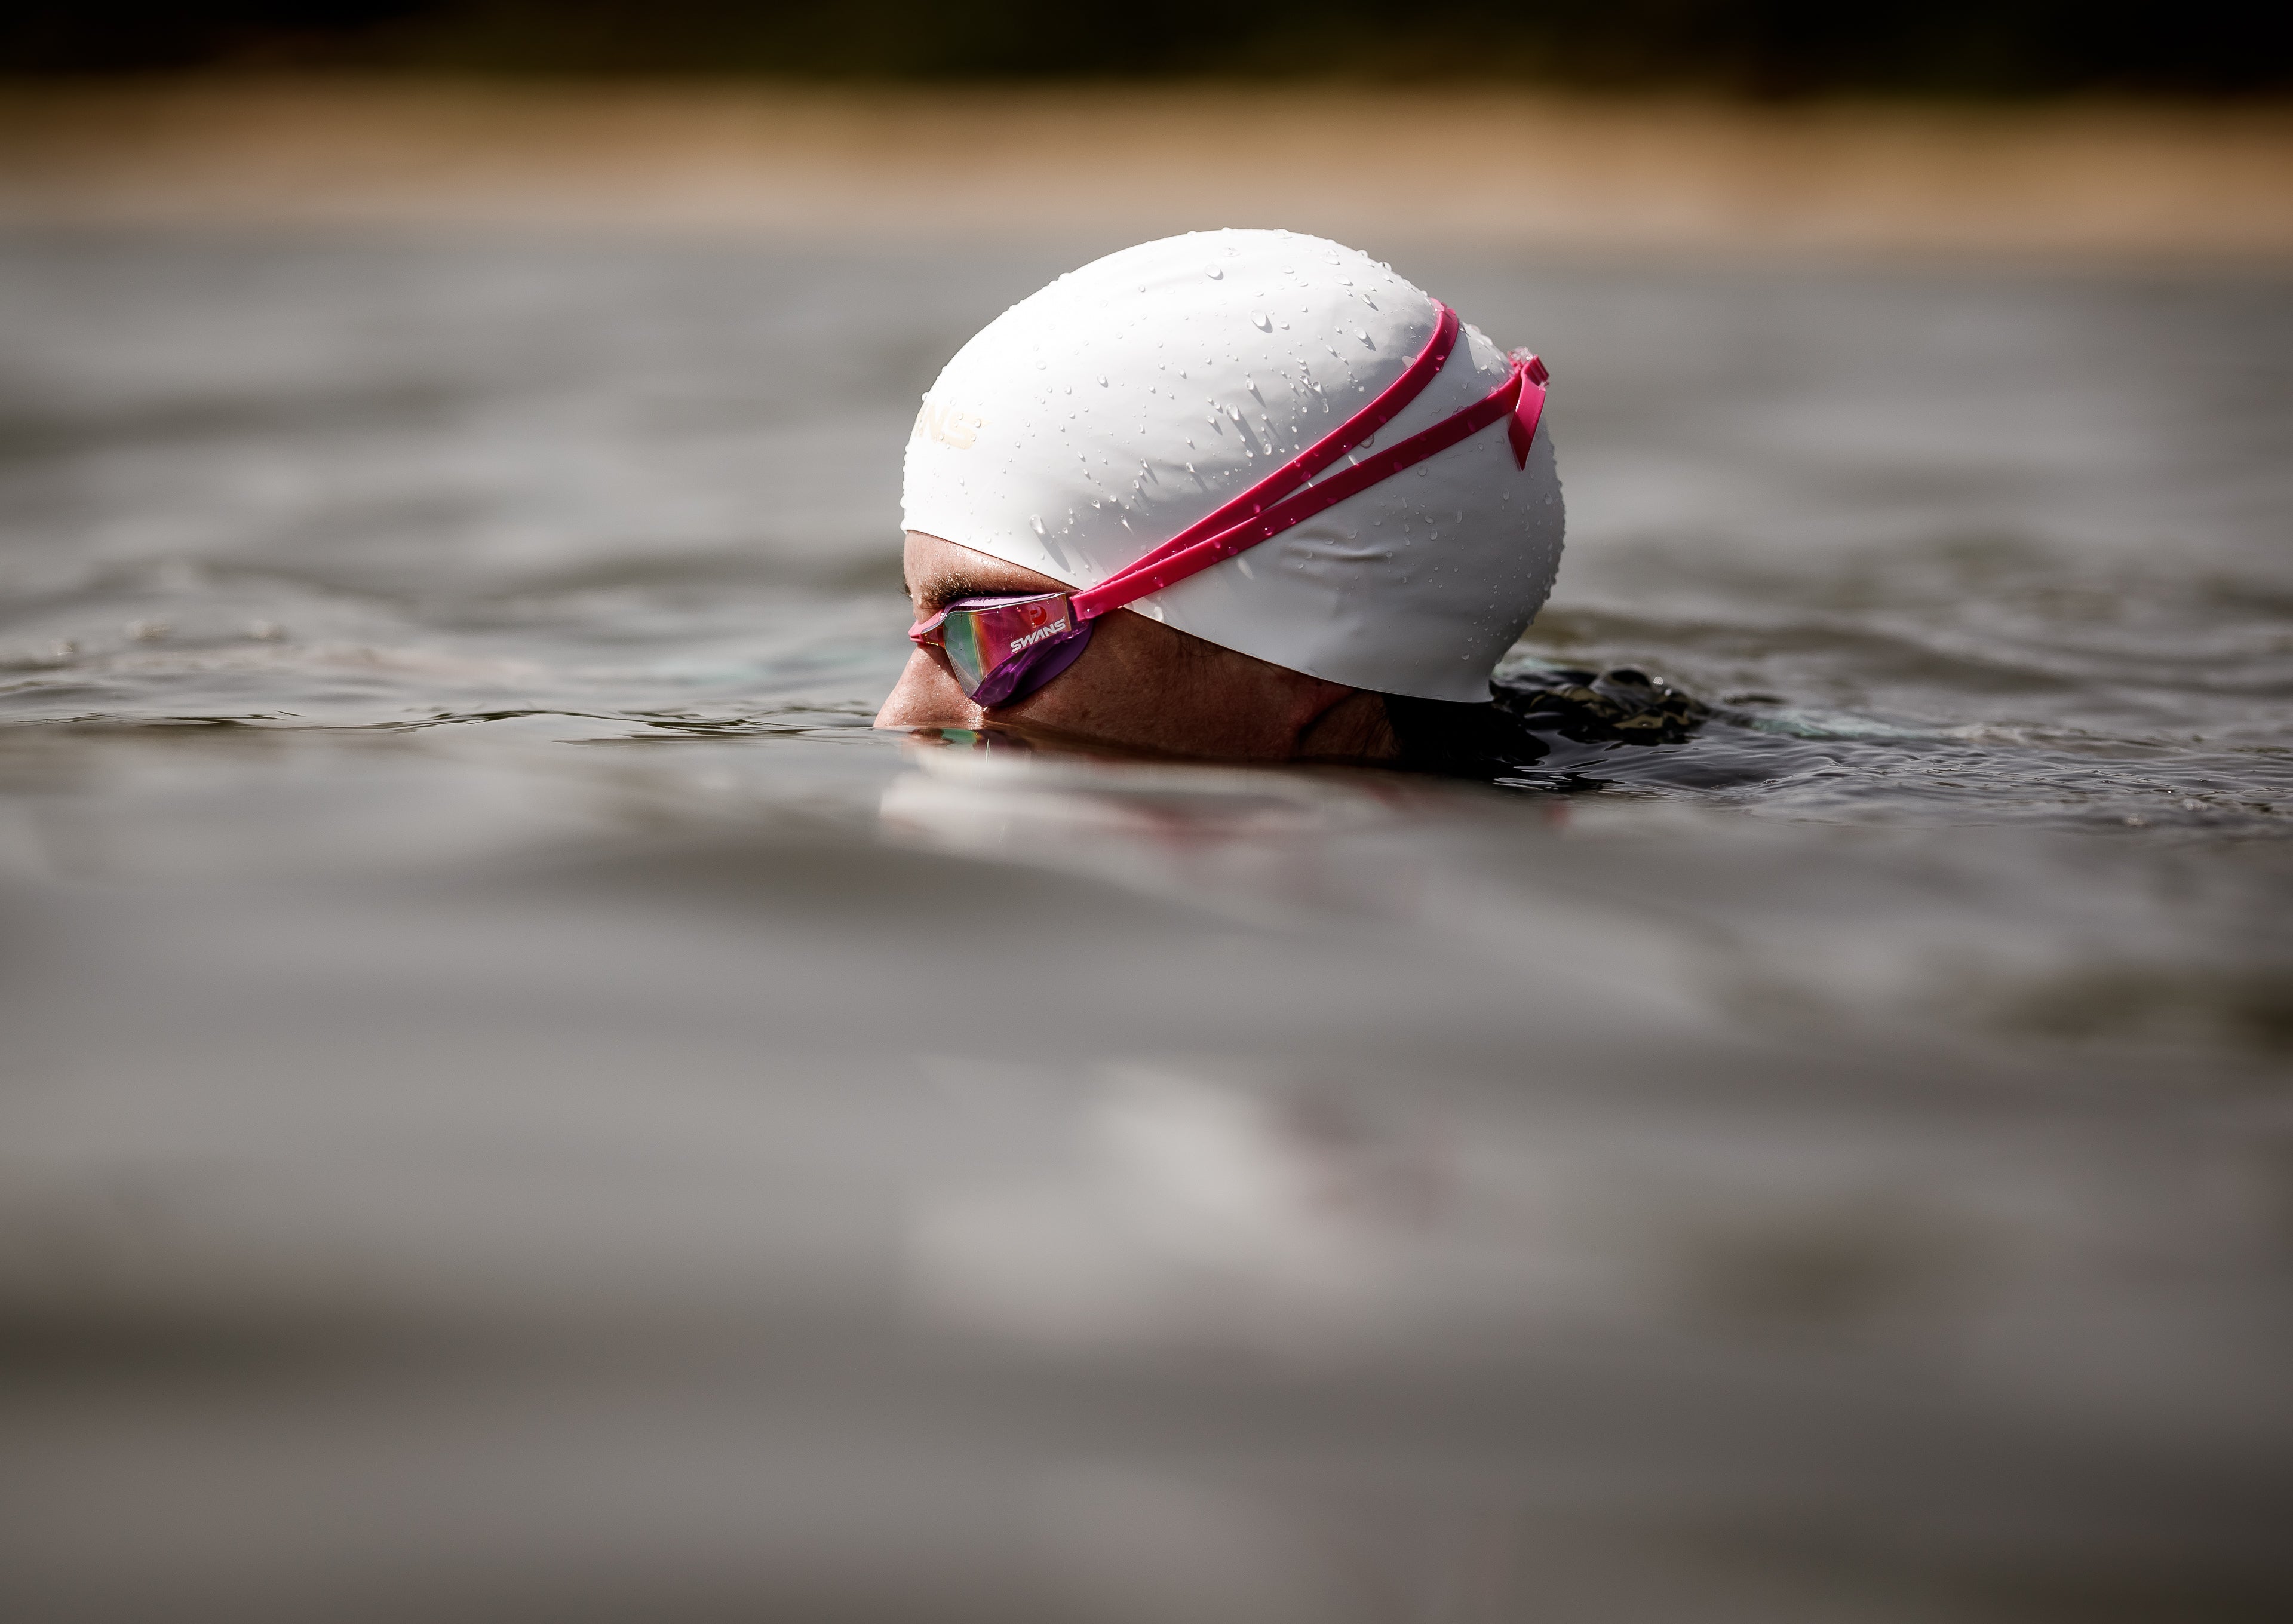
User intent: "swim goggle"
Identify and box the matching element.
[909,300,1549,708]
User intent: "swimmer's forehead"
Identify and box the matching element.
[903,532,1064,610]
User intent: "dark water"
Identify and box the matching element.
[2,233,2289,1621]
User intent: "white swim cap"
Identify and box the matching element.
[902,229,1564,703]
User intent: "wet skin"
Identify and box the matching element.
[877,531,1399,762]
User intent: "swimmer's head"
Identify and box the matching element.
[877,229,1565,760]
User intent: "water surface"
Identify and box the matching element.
[2,233,2289,1621]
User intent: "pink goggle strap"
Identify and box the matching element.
[1071,311,1548,622]
[1090,303,1460,594]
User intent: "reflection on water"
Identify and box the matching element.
[1,234,2289,1620]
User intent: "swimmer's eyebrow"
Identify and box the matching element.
[910,570,1023,613]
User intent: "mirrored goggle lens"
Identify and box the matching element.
[938,606,993,695]
[925,593,1079,701]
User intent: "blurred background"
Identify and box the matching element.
[4,0,2291,92]
[2,8,2291,1623]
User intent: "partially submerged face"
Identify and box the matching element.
[877,530,1396,762]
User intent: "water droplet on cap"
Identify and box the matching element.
[1251,312,1272,331]
[1205,266,1223,280]
[1030,515,1046,535]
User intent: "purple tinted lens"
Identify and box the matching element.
[969,618,1094,707]
[934,593,1091,707]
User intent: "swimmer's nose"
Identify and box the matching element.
[875,646,984,732]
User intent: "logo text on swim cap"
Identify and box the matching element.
[913,400,984,451]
